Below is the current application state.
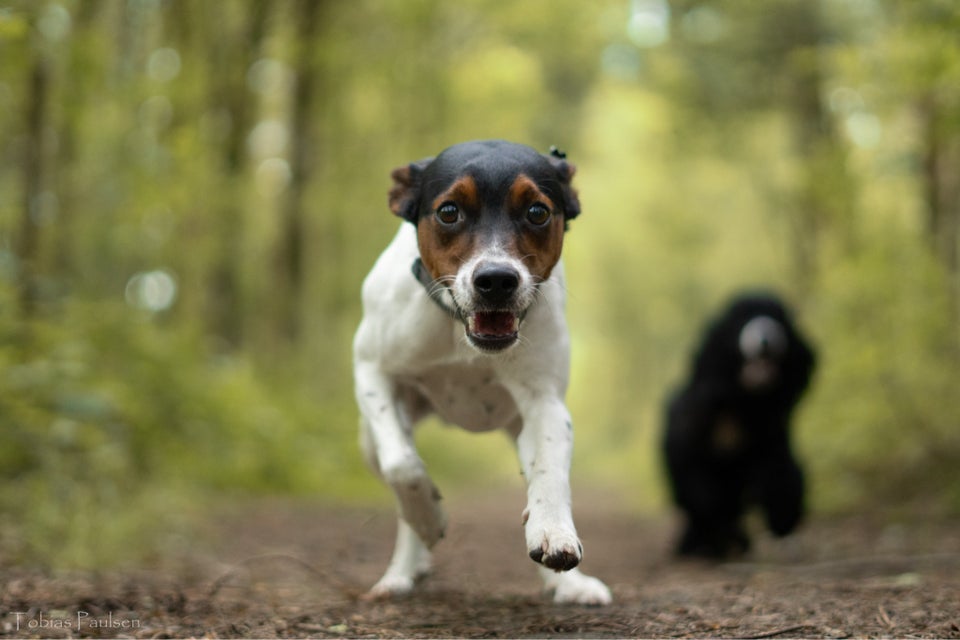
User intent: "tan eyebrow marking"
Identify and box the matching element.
[431,175,480,212]
[507,174,556,212]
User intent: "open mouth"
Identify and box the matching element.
[466,311,520,352]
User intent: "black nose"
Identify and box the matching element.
[473,265,520,305]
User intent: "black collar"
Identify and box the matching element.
[411,258,462,320]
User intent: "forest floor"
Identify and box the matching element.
[1,487,959,639]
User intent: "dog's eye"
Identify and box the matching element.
[436,202,460,225]
[526,203,551,226]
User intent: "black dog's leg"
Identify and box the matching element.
[666,387,749,558]
[757,446,805,537]
[679,517,749,558]
[672,467,748,558]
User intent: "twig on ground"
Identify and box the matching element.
[207,553,354,599]
[742,624,815,639]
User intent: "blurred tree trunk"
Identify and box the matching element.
[781,1,855,294]
[54,2,100,281]
[206,0,272,349]
[17,52,50,318]
[275,0,322,344]
[920,94,960,324]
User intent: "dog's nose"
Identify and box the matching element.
[473,265,520,305]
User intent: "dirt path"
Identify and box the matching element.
[2,488,959,638]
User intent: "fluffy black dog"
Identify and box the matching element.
[663,293,816,558]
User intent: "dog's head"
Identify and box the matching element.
[694,293,816,398]
[387,140,580,353]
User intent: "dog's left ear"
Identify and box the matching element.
[546,147,581,221]
[388,157,433,224]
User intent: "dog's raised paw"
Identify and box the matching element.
[529,545,581,571]
[527,527,582,571]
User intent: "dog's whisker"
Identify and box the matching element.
[426,276,457,299]
[427,282,450,296]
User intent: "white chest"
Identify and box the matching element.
[405,363,520,433]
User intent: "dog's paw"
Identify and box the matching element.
[548,570,613,606]
[529,539,582,571]
[363,531,433,602]
[524,509,582,571]
[363,574,416,600]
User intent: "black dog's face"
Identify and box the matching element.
[737,315,788,390]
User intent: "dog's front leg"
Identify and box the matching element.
[355,361,446,596]
[514,399,581,571]
[513,398,612,605]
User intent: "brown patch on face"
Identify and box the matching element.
[508,174,565,282]
[429,175,481,213]
[418,176,480,282]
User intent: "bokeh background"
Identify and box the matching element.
[1,0,958,567]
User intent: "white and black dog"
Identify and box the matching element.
[353,140,611,604]
[663,293,816,558]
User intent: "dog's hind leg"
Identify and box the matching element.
[539,566,612,606]
[365,518,432,598]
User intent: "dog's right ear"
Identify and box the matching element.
[546,148,581,224]
[388,157,433,224]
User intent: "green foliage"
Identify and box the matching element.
[0,279,376,567]
[804,231,960,512]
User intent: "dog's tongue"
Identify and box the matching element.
[472,311,517,337]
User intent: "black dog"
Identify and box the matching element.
[663,293,816,558]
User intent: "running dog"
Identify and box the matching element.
[663,293,816,558]
[353,140,611,604]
